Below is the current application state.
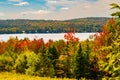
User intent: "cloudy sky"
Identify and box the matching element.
[0,0,119,20]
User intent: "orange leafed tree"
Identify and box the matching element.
[64,28,79,42]
[93,18,118,60]
[93,18,116,52]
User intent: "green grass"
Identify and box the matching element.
[0,72,75,80]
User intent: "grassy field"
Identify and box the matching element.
[0,72,75,80]
[1,72,120,80]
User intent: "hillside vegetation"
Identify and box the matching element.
[0,17,110,34]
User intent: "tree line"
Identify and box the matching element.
[0,17,110,34]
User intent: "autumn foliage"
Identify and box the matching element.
[64,32,79,42]
[0,3,120,79]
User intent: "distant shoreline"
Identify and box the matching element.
[0,17,110,34]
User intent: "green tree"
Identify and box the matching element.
[74,43,90,79]
[94,3,120,79]
[25,52,40,76]
[0,51,17,71]
[14,53,27,73]
[46,45,59,77]
[74,43,83,79]
[38,52,55,77]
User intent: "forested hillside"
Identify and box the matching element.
[0,17,110,34]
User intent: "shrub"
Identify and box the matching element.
[0,51,17,71]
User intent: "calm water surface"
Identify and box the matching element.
[0,33,95,42]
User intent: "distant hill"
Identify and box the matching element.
[0,17,111,34]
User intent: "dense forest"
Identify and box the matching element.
[0,3,120,80]
[0,17,110,34]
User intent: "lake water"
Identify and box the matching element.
[0,33,95,42]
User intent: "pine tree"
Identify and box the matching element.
[74,43,84,79]
[46,45,59,77]
[38,52,55,77]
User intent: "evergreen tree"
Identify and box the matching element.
[74,43,84,79]
[38,52,55,77]
[14,54,27,73]
[46,45,59,77]
[74,42,94,79]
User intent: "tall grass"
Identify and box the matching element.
[0,72,75,80]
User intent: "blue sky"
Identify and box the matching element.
[0,0,119,20]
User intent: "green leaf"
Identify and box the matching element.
[111,12,120,17]
[110,3,120,9]
[108,65,114,73]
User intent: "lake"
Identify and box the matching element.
[0,33,95,42]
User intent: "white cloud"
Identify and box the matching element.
[41,0,119,20]
[21,10,51,15]
[14,2,29,6]
[47,0,57,3]
[84,5,91,9]
[46,0,77,6]
[4,0,120,20]
[8,0,22,2]
[45,0,77,12]
[8,0,29,6]
[61,7,69,10]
